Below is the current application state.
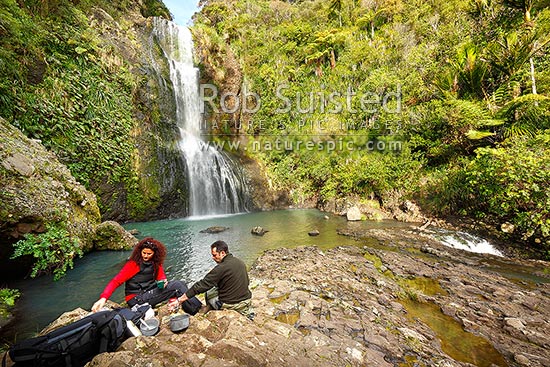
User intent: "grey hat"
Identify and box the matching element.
[169,314,190,333]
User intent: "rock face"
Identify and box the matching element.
[87,8,188,222]
[0,118,101,277]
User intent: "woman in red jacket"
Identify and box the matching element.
[91,237,197,312]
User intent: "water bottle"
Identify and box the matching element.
[168,298,179,313]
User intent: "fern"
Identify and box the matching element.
[497,94,550,139]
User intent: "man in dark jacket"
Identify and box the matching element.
[177,240,254,319]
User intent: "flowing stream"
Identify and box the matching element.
[2,209,548,344]
[2,210,383,341]
[151,18,249,216]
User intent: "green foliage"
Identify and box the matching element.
[193,0,549,256]
[141,0,171,19]
[1,0,549,256]
[0,1,158,218]
[11,223,83,280]
[0,288,21,308]
[428,135,550,256]
[14,62,136,187]
[497,94,550,138]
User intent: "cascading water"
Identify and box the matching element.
[151,18,249,217]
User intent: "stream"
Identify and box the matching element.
[1,209,548,347]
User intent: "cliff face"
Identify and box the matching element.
[0,117,101,277]
[81,6,189,222]
[0,1,189,224]
[0,1,190,279]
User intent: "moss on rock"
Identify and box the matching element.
[93,221,137,251]
[0,117,101,277]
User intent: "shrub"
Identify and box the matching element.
[429,134,550,257]
[0,288,20,308]
[11,223,83,280]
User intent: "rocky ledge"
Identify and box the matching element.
[7,226,549,367]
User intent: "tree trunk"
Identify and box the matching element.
[330,50,336,68]
[529,57,537,95]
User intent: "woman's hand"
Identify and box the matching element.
[92,298,107,312]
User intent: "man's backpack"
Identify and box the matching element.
[4,310,127,367]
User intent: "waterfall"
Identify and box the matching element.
[151,18,249,217]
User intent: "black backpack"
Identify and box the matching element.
[4,310,127,367]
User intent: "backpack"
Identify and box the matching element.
[116,303,152,327]
[4,310,127,367]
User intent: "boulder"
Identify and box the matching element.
[308,230,320,236]
[251,226,268,236]
[200,226,230,234]
[346,206,362,221]
[0,118,101,277]
[93,221,137,251]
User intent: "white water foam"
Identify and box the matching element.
[151,18,249,217]
[435,230,504,257]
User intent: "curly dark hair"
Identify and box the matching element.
[129,237,167,275]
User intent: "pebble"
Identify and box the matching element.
[514,353,530,366]
[505,317,526,331]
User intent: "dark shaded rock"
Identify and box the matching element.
[200,226,230,234]
[251,226,268,236]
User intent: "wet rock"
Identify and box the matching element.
[200,226,230,234]
[251,226,268,236]
[397,327,428,343]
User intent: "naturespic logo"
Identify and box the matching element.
[195,83,403,153]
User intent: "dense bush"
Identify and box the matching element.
[194,0,550,255]
[0,0,172,220]
[427,135,550,257]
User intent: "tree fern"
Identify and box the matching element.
[497,94,550,139]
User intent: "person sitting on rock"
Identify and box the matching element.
[91,237,198,312]
[176,240,254,319]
